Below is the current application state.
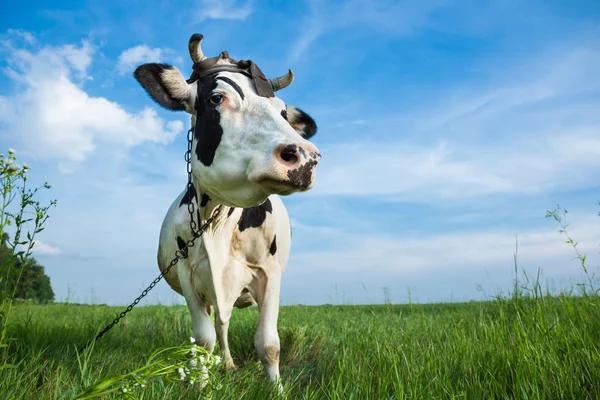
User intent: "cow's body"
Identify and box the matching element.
[134,34,320,387]
[159,186,291,299]
[158,183,291,376]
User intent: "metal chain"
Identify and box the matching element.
[76,127,220,355]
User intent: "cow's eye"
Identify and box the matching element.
[208,94,224,106]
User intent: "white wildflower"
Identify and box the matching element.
[23,163,30,170]
[178,366,187,381]
[214,355,222,365]
[4,158,13,166]
[190,337,196,344]
[8,148,15,154]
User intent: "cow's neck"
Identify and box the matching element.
[192,176,231,223]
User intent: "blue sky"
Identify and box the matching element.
[1,0,599,306]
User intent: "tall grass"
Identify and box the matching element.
[2,295,599,399]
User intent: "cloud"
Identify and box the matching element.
[32,240,61,256]
[0,32,193,306]
[311,129,600,200]
[197,0,252,22]
[307,45,600,201]
[295,216,599,272]
[117,45,168,75]
[0,36,184,171]
[288,0,445,62]
[5,29,35,45]
[282,211,600,304]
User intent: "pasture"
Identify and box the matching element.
[2,291,599,399]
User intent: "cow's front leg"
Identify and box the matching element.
[178,262,215,388]
[214,303,236,369]
[178,262,215,351]
[252,267,282,383]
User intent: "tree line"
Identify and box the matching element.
[0,233,54,303]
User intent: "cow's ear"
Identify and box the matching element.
[133,63,191,111]
[286,105,317,139]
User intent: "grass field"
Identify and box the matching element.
[1,289,599,399]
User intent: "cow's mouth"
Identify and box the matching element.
[258,178,305,196]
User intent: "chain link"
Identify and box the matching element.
[76,127,219,355]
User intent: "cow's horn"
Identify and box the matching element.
[188,34,207,63]
[268,69,294,92]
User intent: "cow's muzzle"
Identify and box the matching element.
[258,142,321,194]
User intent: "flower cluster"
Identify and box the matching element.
[177,337,222,387]
[0,148,29,177]
[74,338,223,399]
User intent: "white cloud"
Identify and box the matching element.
[307,45,600,201]
[117,45,165,75]
[5,29,36,45]
[289,0,445,62]
[311,129,600,200]
[295,217,600,272]
[0,33,191,306]
[198,0,252,22]
[289,23,322,65]
[32,240,61,256]
[283,211,600,304]
[0,37,183,169]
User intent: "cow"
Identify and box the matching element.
[133,34,321,387]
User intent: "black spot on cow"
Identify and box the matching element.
[286,160,318,189]
[269,235,277,255]
[298,146,307,159]
[176,236,187,256]
[194,78,223,166]
[200,193,210,207]
[291,107,317,139]
[238,199,273,232]
[281,109,288,120]
[179,183,197,207]
[227,207,236,217]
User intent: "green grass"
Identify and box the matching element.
[1,292,599,399]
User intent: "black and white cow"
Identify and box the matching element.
[133,34,320,385]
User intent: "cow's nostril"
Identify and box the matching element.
[281,151,297,164]
[280,147,298,165]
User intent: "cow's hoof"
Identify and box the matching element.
[224,357,236,370]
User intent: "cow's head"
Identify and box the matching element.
[133,34,320,208]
